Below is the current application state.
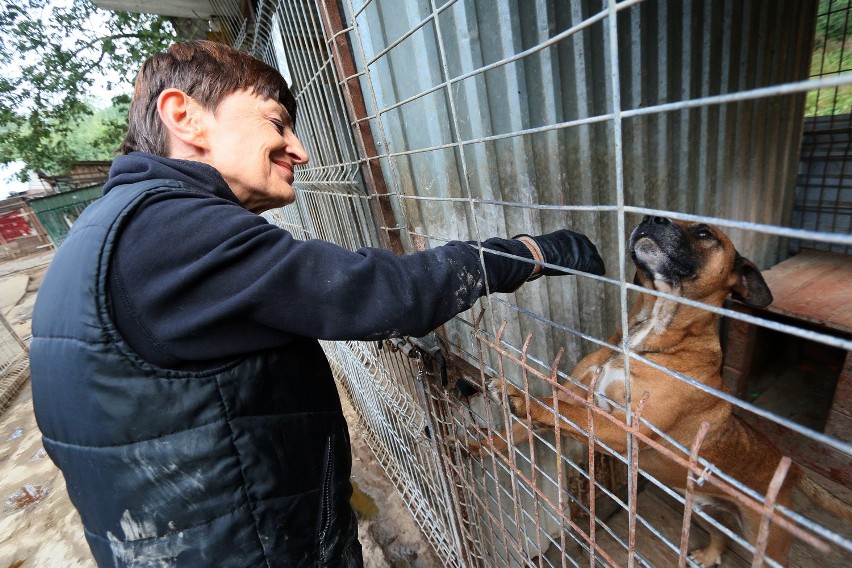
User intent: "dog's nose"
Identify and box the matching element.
[641,216,670,225]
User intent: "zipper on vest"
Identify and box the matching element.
[318,434,335,560]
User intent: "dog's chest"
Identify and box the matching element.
[588,292,686,412]
[592,358,626,412]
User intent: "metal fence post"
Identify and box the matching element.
[317,0,406,256]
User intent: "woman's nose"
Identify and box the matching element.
[286,132,309,165]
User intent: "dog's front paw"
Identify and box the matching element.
[487,378,527,416]
[462,430,509,457]
[464,437,487,457]
[688,547,722,567]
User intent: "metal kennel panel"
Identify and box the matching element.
[792,0,852,255]
[220,0,852,566]
[323,338,468,564]
[0,313,29,416]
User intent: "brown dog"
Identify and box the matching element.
[470,216,851,566]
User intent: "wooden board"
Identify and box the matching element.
[578,479,852,567]
[759,250,852,334]
[586,485,748,568]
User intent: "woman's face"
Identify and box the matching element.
[197,89,308,213]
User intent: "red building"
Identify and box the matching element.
[0,210,34,242]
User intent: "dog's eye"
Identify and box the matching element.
[693,225,714,239]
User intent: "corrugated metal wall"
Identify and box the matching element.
[338,0,815,394]
[617,0,814,261]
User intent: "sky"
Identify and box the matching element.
[0,162,31,199]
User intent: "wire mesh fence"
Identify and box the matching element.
[0,312,29,416]
[211,0,852,566]
[793,0,852,255]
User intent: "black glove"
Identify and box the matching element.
[514,229,606,280]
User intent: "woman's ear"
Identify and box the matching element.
[157,88,208,157]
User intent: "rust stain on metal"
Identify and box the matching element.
[678,420,711,568]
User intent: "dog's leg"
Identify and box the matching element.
[688,529,726,567]
[466,421,533,456]
[689,480,793,568]
[687,496,739,568]
[737,493,794,567]
[466,379,550,456]
[477,377,637,456]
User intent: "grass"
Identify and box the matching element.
[806,36,852,117]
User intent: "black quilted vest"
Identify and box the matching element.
[30,179,360,567]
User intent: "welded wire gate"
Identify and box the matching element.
[211,1,852,566]
[0,312,29,416]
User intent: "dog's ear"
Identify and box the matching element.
[633,269,652,288]
[730,253,773,307]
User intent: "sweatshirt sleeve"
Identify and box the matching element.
[109,191,535,365]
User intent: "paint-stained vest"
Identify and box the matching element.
[30,179,359,567]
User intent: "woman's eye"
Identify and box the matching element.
[270,120,285,135]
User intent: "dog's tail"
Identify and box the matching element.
[795,472,852,524]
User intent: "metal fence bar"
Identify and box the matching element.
[476,296,852,516]
[465,293,852,561]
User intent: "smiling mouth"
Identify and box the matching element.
[272,160,294,182]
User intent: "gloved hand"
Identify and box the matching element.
[514,229,606,280]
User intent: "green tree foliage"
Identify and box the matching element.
[0,1,182,179]
[817,0,852,44]
[65,102,129,160]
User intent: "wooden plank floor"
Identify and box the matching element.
[541,469,851,567]
[758,250,852,333]
[584,485,749,568]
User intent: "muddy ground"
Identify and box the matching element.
[0,252,440,568]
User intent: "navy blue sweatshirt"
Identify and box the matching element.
[106,153,534,369]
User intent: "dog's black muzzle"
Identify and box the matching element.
[630,216,698,281]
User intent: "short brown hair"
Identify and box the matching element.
[118,40,297,156]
